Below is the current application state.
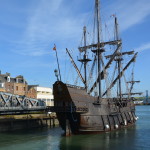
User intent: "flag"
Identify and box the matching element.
[110,14,116,17]
[53,44,56,50]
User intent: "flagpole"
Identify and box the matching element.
[54,46,61,81]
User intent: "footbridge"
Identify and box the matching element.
[0,92,46,115]
[0,92,88,115]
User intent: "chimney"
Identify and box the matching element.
[6,72,10,76]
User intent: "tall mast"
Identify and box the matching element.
[117,56,122,99]
[78,26,91,90]
[124,65,142,97]
[114,16,122,99]
[96,0,102,100]
[115,17,119,40]
[83,26,87,91]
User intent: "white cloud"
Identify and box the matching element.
[109,0,150,31]
[12,0,150,56]
[134,42,150,52]
[13,0,88,56]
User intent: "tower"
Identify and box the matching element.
[146,90,149,104]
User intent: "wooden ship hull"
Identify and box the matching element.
[53,81,137,135]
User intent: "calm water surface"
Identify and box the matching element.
[0,106,150,150]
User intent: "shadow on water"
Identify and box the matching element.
[0,106,150,150]
[59,106,150,150]
[0,127,63,150]
[59,126,138,150]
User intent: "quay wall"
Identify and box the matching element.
[0,114,59,132]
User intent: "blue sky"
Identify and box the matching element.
[0,0,150,95]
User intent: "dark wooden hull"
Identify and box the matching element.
[53,81,137,135]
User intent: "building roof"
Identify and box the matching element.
[0,71,27,84]
[16,75,23,78]
[28,85,39,90]
[34,86,53,92]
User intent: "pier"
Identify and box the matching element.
[0,92,59,131]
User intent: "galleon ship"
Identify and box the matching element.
[53,0,140,135]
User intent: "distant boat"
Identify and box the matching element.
[134,100,143,105]
[53,0,139,135]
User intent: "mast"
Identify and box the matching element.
[117,57,122,99]
[103,52,138,97]
[78,27,91,90]
[83,26,87,91]
[78,0,103,97]
[114,16,122,99]
[115,17,119,40]
[123,64,142,96]
[89,44,122,94]
[96,0,102,100]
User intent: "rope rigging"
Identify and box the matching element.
[87,55,97,83]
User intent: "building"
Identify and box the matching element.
[0,71,28,96]
[34,86,54,106]
[27,85,38,99]
[26,85,54,106]
[0,71,54,106]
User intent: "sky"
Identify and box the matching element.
[0,0,150,96]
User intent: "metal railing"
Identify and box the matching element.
[0,92,46,114]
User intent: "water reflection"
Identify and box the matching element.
[0,127,63,150]
[0,106,150,150]
[59,106,150,150]
[60,126,137,150]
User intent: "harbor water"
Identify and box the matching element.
[0,106,150,150]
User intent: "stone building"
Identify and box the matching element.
[27,85,38,99]
[0,72,28,96]
[0,71,54,106]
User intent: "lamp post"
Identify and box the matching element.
[54,69,59,81]
[53,44,61,81]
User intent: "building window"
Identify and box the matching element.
[16,78,18,83]
[0,81,4,88]
[16,86,18,91]
[24,87,25,91]
[8,85,10,90]
[7,76,10,82]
